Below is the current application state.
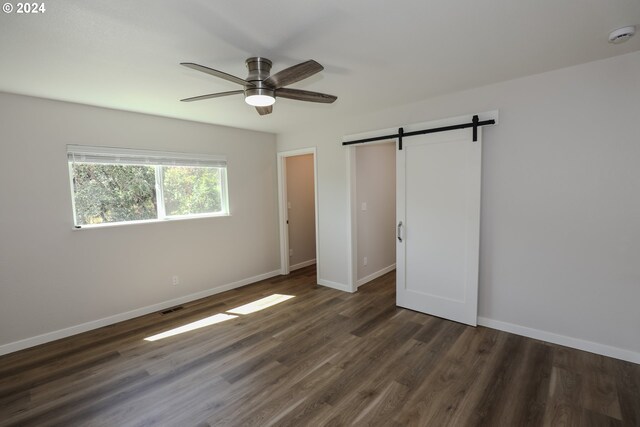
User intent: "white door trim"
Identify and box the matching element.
[344,110,499,294]
[277,148,319,278]
[347,146,357,291]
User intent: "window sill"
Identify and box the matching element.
[72,213,230,230]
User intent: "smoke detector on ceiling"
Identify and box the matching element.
[608,26,636,44]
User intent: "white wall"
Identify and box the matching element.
[0,92,279,352]
[356,142,396,284]
[286,154,316,268]
[277,51,640,362]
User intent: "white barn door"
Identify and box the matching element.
[396,128,481,326]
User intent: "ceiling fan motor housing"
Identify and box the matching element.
[245,57,275,98]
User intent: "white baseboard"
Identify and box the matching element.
[317,278,354,293]
[0,269,281,356]
[290,259,316,271]
[478,316,640,365]
[357,264,396,288]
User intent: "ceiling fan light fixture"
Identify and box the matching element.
[245,87,275,107]
[245,94,275,107]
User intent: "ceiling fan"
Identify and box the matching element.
[180,57,337,115]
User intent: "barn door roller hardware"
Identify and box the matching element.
[342,115,495,150]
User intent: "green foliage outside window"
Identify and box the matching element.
[71,163,224,226]
[163,166,221,216]
[72,164,157,224]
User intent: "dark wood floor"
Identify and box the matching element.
[1,266,638,426]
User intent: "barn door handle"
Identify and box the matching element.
[397,221,403,242]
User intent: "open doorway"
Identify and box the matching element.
[277,148,318,277]
[349,141,396,290]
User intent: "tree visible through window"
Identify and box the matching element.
[163,166,222,216]
[68,146,228,227]
[72,164,157,224]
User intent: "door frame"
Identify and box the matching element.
[345,111,499,293]
[277,147,319,277]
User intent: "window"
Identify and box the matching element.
[67,145,228,228]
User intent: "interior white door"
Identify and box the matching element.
[396,128,481,326]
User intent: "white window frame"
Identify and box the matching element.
[67,145,229,229]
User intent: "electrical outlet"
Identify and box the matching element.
[363,256,368,266]
[361,202,367,211]
[172,275,179,285]
[289,249,293,257]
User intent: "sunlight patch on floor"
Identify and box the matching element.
[144,313,237,341]
[144,294,295,342]
[227,294,295,315]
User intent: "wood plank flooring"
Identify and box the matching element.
[1,266,638,426]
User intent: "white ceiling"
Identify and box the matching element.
[1,0,638,134]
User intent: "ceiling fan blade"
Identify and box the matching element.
[263,60,323,89]
[181,63,252,87]
[180,90,244,102]
[255,105,273,116]
[276,88,337,103]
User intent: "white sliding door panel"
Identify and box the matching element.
[396,128,481,326]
